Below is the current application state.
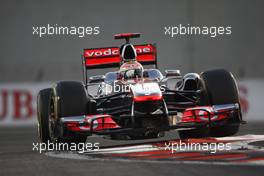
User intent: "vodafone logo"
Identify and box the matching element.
[135,47,151,54]
[85,48,119,57]
[84,45,152,58]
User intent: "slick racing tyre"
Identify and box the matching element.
[49,81,91,144]
[37,88,52,144]
[179,69,241,139]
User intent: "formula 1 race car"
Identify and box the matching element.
[37,33,244,144]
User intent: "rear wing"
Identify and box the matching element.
[83,44,157,69]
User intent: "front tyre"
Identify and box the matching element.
[179,69,241,139]
[37,88,52,144]
[49,81,89,144]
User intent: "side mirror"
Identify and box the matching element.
[88,75,105,84]
[165,70,181,77]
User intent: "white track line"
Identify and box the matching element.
[45,134,264,166]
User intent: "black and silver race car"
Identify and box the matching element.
[37,33,244,144]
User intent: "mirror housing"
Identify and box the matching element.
[165,70,181,77]
[88,75,105,84]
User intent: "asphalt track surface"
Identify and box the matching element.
[1,122,264,176]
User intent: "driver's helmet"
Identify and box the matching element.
[120,61,144,80]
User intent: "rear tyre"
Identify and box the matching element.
[49,81,91,144]
[37,88,52,144]
[179,69,241,139]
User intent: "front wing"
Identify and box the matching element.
[59,103,241,136]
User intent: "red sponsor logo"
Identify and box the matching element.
[0,89,35,120]
[84,45,152,58]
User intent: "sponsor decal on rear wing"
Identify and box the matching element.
[83,44,157,69]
